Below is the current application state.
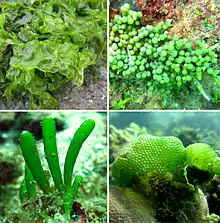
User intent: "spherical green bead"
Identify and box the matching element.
[152,37,158,44]
[146,71,151,77]
[149,33,154,38]
[128,18,134,25]
[122,17,128,23]
[211,58,217,64]
[111,65,117,70]
[160,57,166,61]
[170,51,178,57]
[160,50,167,57]
[131,66,137,73]
[133,36,139,42]
[140,47,146,54]
[146,49,152,55]
[135,21,141,26]
[139,65,145,72]
[156,68,163,74]
[127,44,133,50]
[175,67,181,73]
[117,61,124,68]
[164,77,170,83]
[156,75,162,82]
[187,63,195,71]
[207,68,214,75]
[176,76,181,81]
[135,43,141,49]
[209,51,216,57]
[114,37,120,42]
[136,73,142,79]
[186,75,192,81]
[137,11,143,18]
[182,70,187,75]
[205,56,211,62]
[112,25,118,32]
[138,32,144,39]
[130,50,135,55]
[143,30,149,37]
[196,72,202,80]
[160,34,166,41]
[185,42,192,49]
[179,50,185,56]
[192,56,198,63]
[112,43,118,50]
[141,59,147,65]
[185,57,191,63]
[118,42,123,47]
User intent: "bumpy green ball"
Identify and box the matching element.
[186,143,220,175]
[111,135,220,186]
[111,136,186,185]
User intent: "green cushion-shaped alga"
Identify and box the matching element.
[111,136,186,185]
[186,143,220,175]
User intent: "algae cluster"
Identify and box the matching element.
[109,112,220,222]
[109,1,220,110]
[0,0,107,109]
[0,112,107,222]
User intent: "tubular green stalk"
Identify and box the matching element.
[64,175,84,220]
[42,117,64,192]
[25,165,36,199]
[64,119,95,189]
[20,131,50,193]
[19,179,27,203]
[194,79,210,101]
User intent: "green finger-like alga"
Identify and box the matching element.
[64,175,84,219]
[42,117,64,192]
[64,119,95,189]
[19,116,96,220]
[25,165,36,199]
[20,131,50,193]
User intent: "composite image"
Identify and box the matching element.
[0,0,220,223]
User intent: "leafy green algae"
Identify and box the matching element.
[0,0,106,109]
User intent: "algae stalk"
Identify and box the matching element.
[25,165,36,199]
[42,117,64,192]
[63,175,84,220]
[20,131,51,193]
[64,119,95,189]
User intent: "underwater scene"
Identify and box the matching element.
[109,0,219,110]
[109,112,220,222]
[0,112,107,222]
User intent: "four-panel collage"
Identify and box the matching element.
[0,0,219,223]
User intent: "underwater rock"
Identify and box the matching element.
[109,186,155,223]
[205,176,220,217]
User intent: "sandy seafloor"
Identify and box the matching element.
[0,66,107,110]
[0,112,107,222]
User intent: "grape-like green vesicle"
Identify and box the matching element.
[186,143,220,175]
[111,136,186,185]
[109,3,219,105]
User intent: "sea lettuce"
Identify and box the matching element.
[0,0,106,109]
